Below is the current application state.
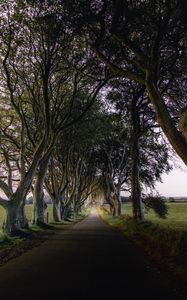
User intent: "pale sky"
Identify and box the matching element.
[155,158,187,197]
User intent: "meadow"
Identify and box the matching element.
[103,201,187,230]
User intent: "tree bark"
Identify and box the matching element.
[3,196,20,234]
[61,205,71,220]
[32,154,51,226]
[52,197,61,222]
[129,95,144,220]
[2,137,47,234]
[130,136,144,220]
[116,186,122,216]
[112,201,117,216]
[19,197,29,228]
[146,72,187,165]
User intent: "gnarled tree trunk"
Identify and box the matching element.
[146,72,187,165]
[2,138,47,234]
[52,197,61,222]
[19,197,29,229]
[32,154,51,226]
[130,136,144,220]
[116,185,122,216]
[3,201,19,234]
[3,187,28,234]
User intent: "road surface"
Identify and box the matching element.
[0,207,181,299]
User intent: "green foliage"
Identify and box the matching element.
[143,194,168,218]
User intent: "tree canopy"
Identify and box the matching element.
[0,0,185,233]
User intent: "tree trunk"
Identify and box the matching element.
[53,198,61,222]
[32,154,51,226]
[146,72,187,165]
[74,202,80,215]
[61,205,68,219]
[19,198,29,229]
[45,187,62,223]
[130,137,144,220]
[112,203,117,216]
[3,184,33,234]
[117,189,122,216]
[3,202,20,234]
[3,137,47,234]
[74,191,81,215]
[60,190,71,219]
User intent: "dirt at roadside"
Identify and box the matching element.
[0,229,54,266]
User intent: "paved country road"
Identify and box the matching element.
[0,208,182,300]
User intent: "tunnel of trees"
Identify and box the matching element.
[0,0,186,234]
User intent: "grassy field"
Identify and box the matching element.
[103,202,187,231]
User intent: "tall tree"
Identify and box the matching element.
[64,0,187,165]
[106,78,172,219]
[0,1,109,231]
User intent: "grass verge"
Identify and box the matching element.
[98,204,187,298]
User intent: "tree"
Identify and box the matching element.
[88,110,130,216]
[143,194,168,219]
[0,2,59,233]
[106,78,172,219]
[64,0,187,165]
[44,101,108,221]
[45,151,70,222]
[0,1,109,232]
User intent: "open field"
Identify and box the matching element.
[104,202,187,231]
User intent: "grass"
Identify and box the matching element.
[0,204,90,239]
[98,201,187,263]
[98,202,187,290]
[99,201,187,259]
[117,202,187,230]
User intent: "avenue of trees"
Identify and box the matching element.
[0,0,186,234]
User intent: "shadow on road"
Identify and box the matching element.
[0,207,182,300]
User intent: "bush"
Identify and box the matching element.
[143,194,168,218]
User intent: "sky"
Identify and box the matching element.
[154,158,187,198]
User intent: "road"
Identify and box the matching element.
[0,207,181,299]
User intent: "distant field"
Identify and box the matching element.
[105,202,187,231]
[0,204,53,230]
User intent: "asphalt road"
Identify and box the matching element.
[0,207,181,300]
